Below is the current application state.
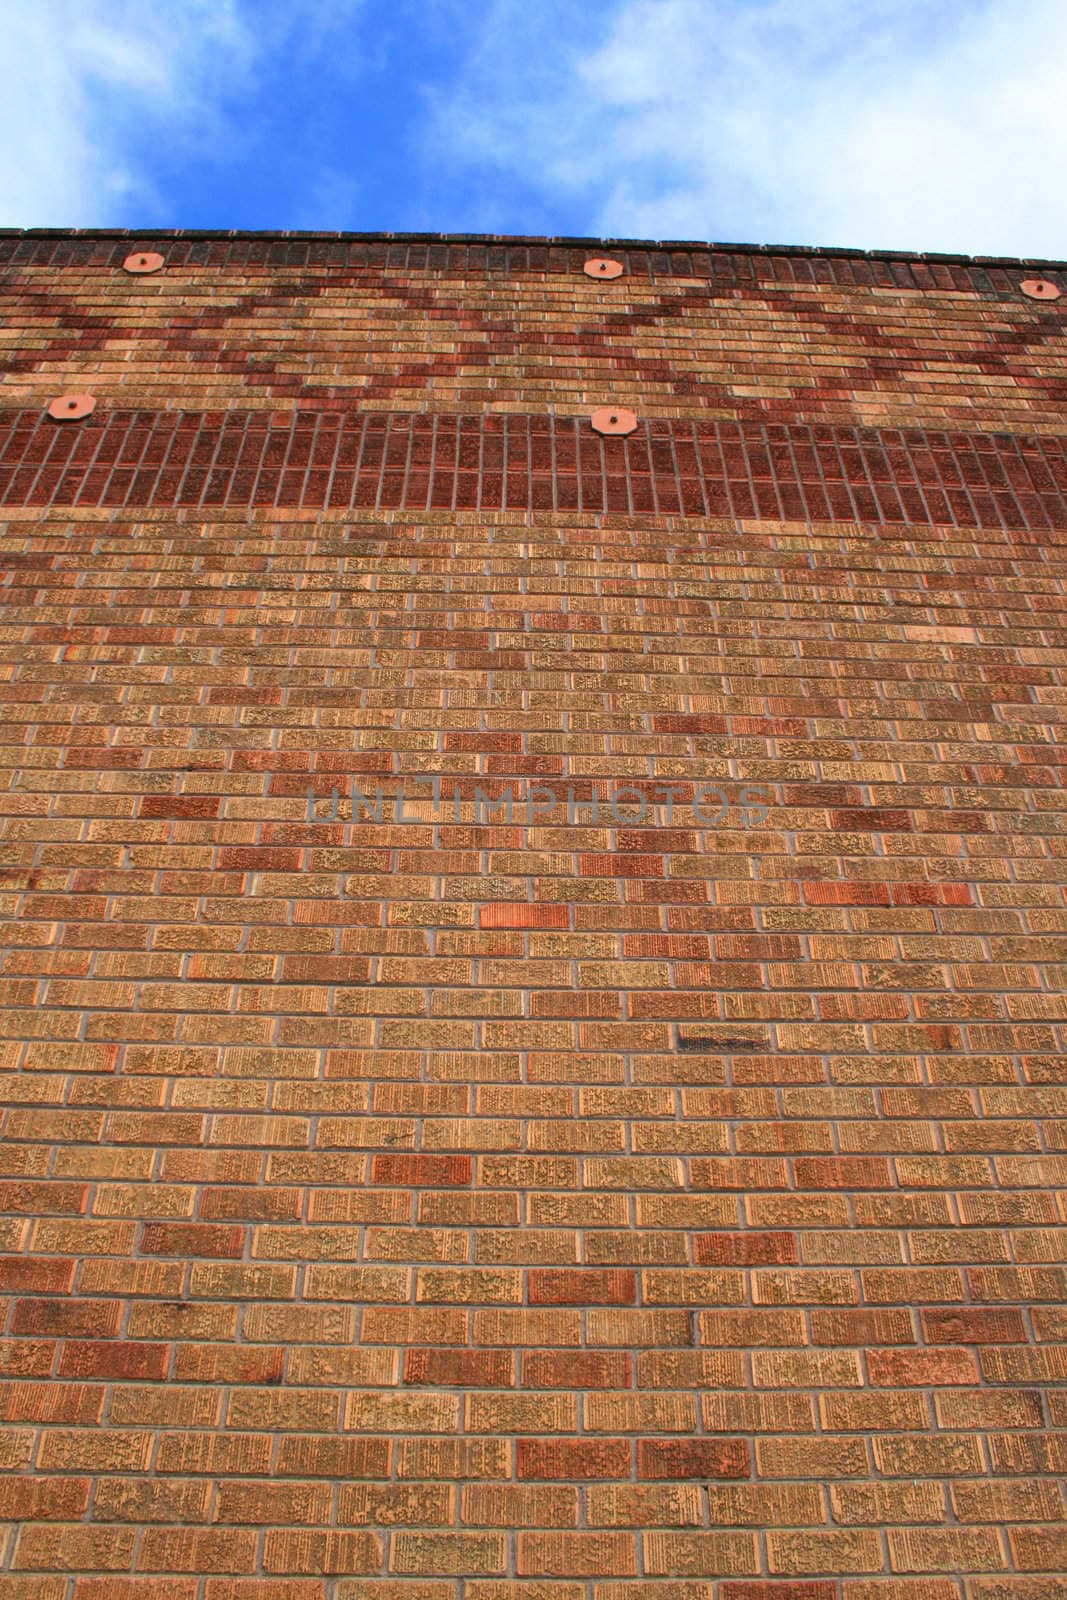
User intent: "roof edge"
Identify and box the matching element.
[0,227,1064,271]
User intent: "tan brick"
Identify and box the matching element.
[262,1531,381,1574]
[390,1533,507,1575]
[4,233,1067,1597]
[518,1533,636,1577]
[461,1486,578,1527]
[644,1533,759,1576]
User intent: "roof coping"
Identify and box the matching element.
[0,227,1063,270]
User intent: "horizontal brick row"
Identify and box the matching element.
[2,228,1065,295]
[0,408,1064,525]
[7,1523,1065,1581]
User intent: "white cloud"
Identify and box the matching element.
[0,0,363,227]
[0,2,239,224]
[6,0,1064,254]
[433,0,1067,257]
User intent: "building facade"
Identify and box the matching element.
[0,229,1064,1596]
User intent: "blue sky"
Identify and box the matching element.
[3,0,1065,257]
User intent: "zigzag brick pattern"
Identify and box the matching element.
[0,230,1064,1598]
[2,237,1065,432]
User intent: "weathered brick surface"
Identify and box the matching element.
[0,229,1064,1594]
[2,409,1066,529]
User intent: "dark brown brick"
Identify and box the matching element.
[638,1439,751,1480]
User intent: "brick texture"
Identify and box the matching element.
[2,409,1065,529]
[0,228,1064,1596]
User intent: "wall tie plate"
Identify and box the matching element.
[47,393,97,421]
[590,406,637,436]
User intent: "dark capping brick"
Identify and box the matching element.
[0,225,1063,268]
[678,1037,763,1053]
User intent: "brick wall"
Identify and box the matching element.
[0,230,1064,1598]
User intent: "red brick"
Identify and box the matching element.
[518,1440,632,1479]
[370,1155,472,1186]
[139,797,221,820]
[638,1439,751,1479]
[12,1299,121,1338]
[529,1270,637,1305]
[480,905,569,929]
[920,1308,1027,1344]
[0,1478,90,1520]
[141,1224,246,1259]
[523,1352,632,1388]
[868,1349,979,1386]
[830,808,913,831]
[404,1349,513,1387]
[579,855,664,877]
[803,883,892,906]
[57,1341,169,1381]
[652,715,729,734]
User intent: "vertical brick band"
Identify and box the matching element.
[1,408,1065,528]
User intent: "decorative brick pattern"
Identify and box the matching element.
[2,240,1066,433]
[0,230,1065,1597]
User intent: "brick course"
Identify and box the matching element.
[0,229,1064,1596]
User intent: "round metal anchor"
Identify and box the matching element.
[590,406,637,437]
[584,257,624,280]
[123,251,165,275]
[47,393,97,422]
